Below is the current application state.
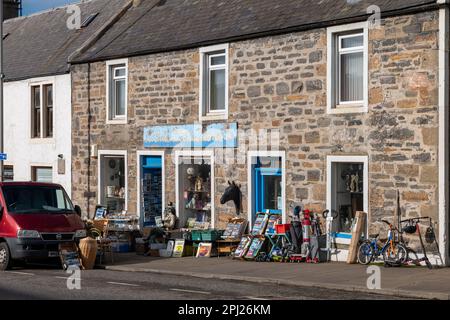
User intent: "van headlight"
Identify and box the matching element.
[17,230,41,239]
[74,229,87,238]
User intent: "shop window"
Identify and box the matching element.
[251,156,283,223]
[329,161,365,234]
[178,156,212,229]
[99,154,126,213]
[32,166,53,183]
[140,155,163,227]
[199,44,228,120]
[3,165,13,181]
[327,22,368,114]
[31,83,53,138]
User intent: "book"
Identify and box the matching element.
[245,237,265,259]
[251,213,269,235]
[233,236,252,258]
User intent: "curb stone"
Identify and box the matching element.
[105,265,449,300]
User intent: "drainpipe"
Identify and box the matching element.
[86,62,92,219]
[438,0,449,266]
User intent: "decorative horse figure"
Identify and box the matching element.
[220,181,242,216]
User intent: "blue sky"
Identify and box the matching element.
[22,0,78,15]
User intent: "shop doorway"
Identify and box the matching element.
[326,155,368,243]
[98,150,128,214]
[248,151,286,226]
[137,151,165,227]
[175,150,215,229]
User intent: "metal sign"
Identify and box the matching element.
[143,123,238,148]
[0,153,7,161]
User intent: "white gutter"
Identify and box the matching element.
[438,0,449,266]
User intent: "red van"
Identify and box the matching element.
[0,182,86,270]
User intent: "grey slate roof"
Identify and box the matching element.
[72,0,438,64]
[4,0,128,82]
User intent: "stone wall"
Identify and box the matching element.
[72,11,440,234]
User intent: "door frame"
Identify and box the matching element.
[175,149,215,228]
[326,155,369,244]
[137,150,165,227]
[247,150,286,227]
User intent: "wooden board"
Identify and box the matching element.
[346,211,367,264]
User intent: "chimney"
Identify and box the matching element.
[3,0,21,20]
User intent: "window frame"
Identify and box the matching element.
[30,82,54,139]
[327,22,368,114]
[106,59,128,124]
[98,150,128,212]
[31,166,53,183]
[3,165,14,182]
[199,44,229,121]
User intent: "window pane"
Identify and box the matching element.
[340,52,363,102]
[115,79,126,116]
[46,85,53,106]
[263,175,282,211]
[32,86,41,138]
[34,87,41,108]
[211,55,225,66]
[115,67,126,77]
[3,166,13,181]
[35,167,53,183]
[210,69,225,111]
[44,85,53,138]
[341,35,363,49]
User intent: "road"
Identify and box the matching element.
[0,263,406,300]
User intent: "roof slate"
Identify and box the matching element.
[4,0,128,82]
[72,0,438,63]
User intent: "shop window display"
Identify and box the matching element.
[100,155,126,213]
[178,156,212,229]
[330,162,364,234]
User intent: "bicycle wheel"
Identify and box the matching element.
[383,243,408,265]
[357,240,375,265]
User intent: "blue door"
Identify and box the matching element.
[253,157,283,222]
[140,155,163,227]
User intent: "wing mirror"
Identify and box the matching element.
[74,205,82,217]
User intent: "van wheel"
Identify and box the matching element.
[0,242,12,271]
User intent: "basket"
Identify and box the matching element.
[191,230,203,241]
[201,230,224,241]
[275,224,291,234]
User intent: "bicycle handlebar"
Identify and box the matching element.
[381,220,392,226]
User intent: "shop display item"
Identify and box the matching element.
[163,202,177,230]
[251,213,270,235]
[196,243,213,258]
[172,239,186,258]
[233,236,252,258]
[78,237,98,270]
[265,215,281,236]
[59,243,82,270]
[222,218,247,240]
[220,181,242,215]
[245,236,266,260]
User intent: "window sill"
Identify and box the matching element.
[328,104,368,115]
[29,138,55,144]
[200,113,228,122]
[106,118,128,125]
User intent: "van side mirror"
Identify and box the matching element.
[74,205,82,217]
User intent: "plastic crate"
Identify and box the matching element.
[275,224,291,234]
[191,230,203,241]
[202,230,224,241]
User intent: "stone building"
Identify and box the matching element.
[69,0,450,262]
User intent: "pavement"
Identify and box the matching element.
[104,253,450,300]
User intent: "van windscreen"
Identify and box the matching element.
[2,186,75,214]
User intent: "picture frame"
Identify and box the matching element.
[196,243,212,258]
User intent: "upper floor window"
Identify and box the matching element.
[327,22,368,114]
[107,59,128,123]
[31,83,53,139]
[199,44,229,120]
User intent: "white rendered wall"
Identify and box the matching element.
[4,74,72,196]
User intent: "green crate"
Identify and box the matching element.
[201,230,224,241]
[191,230,203,241]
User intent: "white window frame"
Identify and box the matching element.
[175,149,215,228]
[326,155,369,245]
[98,150,128,211]
[30,165,54,183]
[327,22,368,114]
[199,43,229,122]
[106,59,128,124]
[136,150,165,227]
[29,80,55,141]
[247,150,287,228]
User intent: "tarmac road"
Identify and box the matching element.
[0,262,406,300]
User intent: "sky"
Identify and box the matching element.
[22,0,79,16]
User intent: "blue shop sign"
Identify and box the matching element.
[143,123,238,148]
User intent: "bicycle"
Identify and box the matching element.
[357,220,408,266]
